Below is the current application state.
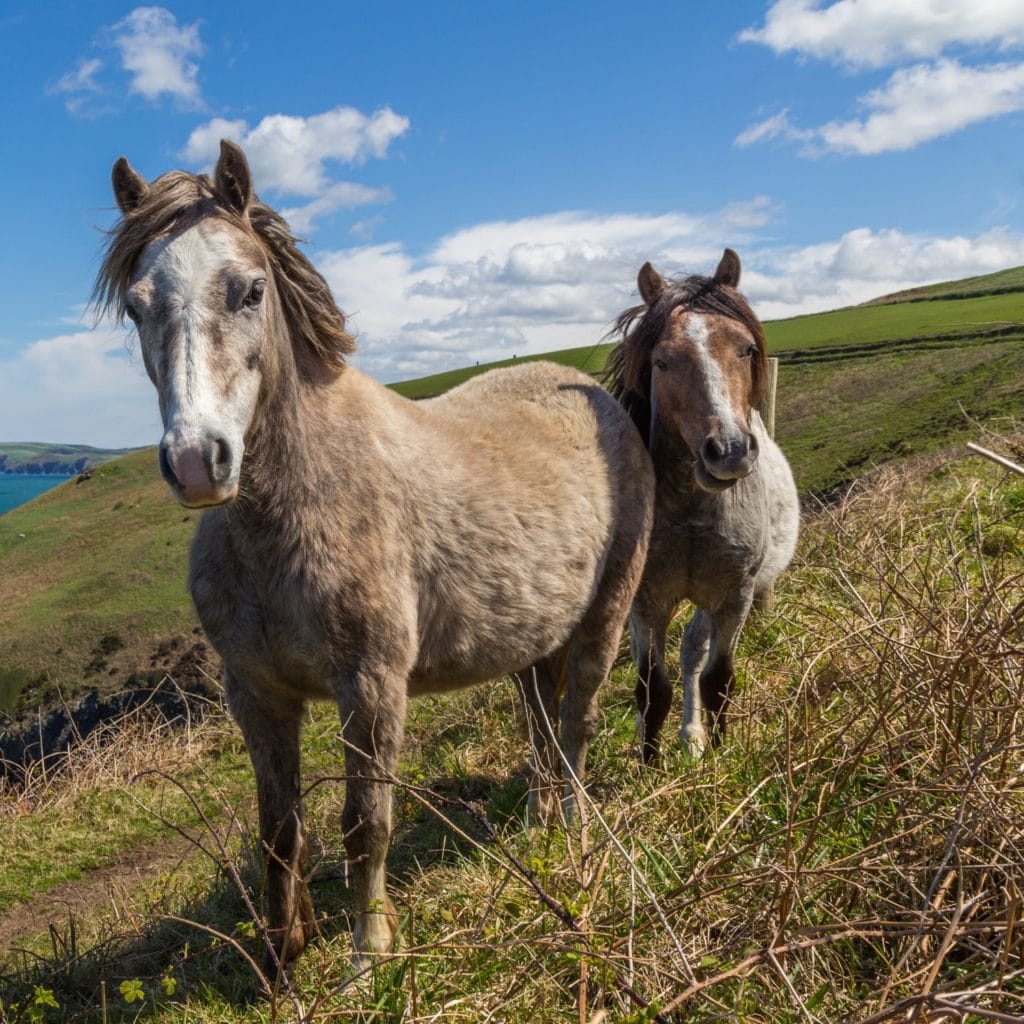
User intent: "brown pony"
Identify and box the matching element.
[95,141,654,982]
[606,250,799,762]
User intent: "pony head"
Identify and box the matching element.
[98,140,354,508]
[608,249,767,492]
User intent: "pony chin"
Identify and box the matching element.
[693,456,739,493]
[175,482,240,509]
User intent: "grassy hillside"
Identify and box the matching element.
[0,443,135,475]
[863,264,1024,305]
[1,434,1021,1021]
[0,449,199,712]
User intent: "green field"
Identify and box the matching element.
[0,450,197,711]
[1,265,1021,715]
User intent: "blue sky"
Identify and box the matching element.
[2,0,1023,447]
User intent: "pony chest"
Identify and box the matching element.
[188,531,341,686]
[650,485,768,586]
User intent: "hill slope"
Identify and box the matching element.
[1,265,1022,713]
[0,449,200,712]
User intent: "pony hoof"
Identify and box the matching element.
[681,727,708,759]
[258,956,297,1000]
[526,789,560,829]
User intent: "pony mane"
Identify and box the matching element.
[93,169,356,368]
[603,272,768,447]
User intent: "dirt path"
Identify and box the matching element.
[0,830,211,954]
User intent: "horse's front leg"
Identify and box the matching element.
[223,672,316,982]
[696,590,755,748]
[337,665,408,970]
[629,597,675,765]
[680,608,712,757]
[515,657,563,826]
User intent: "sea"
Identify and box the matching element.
[0,474,67,517]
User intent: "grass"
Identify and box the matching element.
[763,291,1024,353]
[862,264,1024,305]
[0,449,198,710]
[1,428,1022,1021]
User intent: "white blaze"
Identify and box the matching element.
[684,314,741,437]
[139,222,260,448]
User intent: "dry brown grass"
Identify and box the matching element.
[1,433,1023,1022]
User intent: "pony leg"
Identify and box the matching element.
[628,598,675,765]
[680,610,712,757]
[337,670,407,970]
[515,657,563,827]
[223,673,315,983]
[561,537,651,819]
[698,595,754,747]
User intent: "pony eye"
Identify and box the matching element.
[124,301,140,323]
[743,344,758,359]
[653,358,669,371]
[243,279,266,309]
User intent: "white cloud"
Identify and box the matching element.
[0,327,160,448]
[742,226,1024,319]
[320,201,779,380]
[738,59,1024,155]
[740,0,1024,69]
[51,58,103,96]
[281,183,393,235]
[735,110,813,148]
[819,59,1024,153]
[113,6,203,106]
[48,58,105,116]
[182,106,410,195]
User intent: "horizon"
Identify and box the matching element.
[2,0,1023,448]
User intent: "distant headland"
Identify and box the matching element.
[0,443,140,477]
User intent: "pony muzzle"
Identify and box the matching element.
[695,432,759,490]
[159,435,239,508]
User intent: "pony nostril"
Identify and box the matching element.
[158,443,178,488]
[702,436,725,465]
[209,438,233,484]
[747,432,759,455]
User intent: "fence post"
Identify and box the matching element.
[753,357,779,614]
[758,356,778,439]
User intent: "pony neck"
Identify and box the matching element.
[234,302,339,518]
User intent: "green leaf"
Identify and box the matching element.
[119,979,145,1004]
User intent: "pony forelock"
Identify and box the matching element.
[93,168,356,369]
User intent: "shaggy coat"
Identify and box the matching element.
[97,141,654,980]
[606,251,799,762]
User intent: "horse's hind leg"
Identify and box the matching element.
[516,655,565,826]
[224,673,316,984]
[337,666,407,969]
[629,595,674,765]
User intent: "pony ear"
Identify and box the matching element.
[112,157,149,215]
[637,262,666,306]
[214,139,253,215]
[713,248,741,288]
